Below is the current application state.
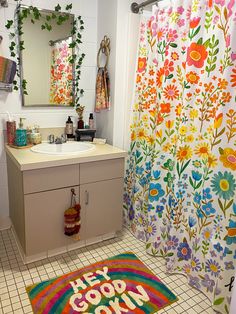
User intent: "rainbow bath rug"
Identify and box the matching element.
[26,252,178,313]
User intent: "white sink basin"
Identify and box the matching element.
[31,142,95,156]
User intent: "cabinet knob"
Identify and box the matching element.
[85,190,89,205]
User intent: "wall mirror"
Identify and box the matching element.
[19,6,75,107]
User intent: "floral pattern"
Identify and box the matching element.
[49,38,73,105]
[124,1,236,313]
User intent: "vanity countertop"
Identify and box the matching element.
[5,143,127,171]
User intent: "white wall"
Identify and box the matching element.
[0,0,98,228]
[96,0,142,148]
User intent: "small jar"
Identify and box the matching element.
[28,133,42,145]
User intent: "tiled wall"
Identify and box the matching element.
[0,0,98,225]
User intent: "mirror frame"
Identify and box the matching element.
[18,5,76,107]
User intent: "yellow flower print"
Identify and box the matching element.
[189,125,197,133]
[207,124,214,134]
[165,120,174,129]
[177,145,193,161]
[195,142,210,158]
[137,129,146,139]
[171,135,179,144]
[163,142,172,152]
[179,126,187,136]
[131,130,136,141]
[214,113,223,129]
[207,154,218,168]
[219,148,236,171]
[142,114,148,122]
[156,129,163,138]
[146,135,155,145]
[190,109,198,119]
[186,135,194,143]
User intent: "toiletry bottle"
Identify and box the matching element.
[89,113,94,129]
[78,118,84,129]
[6,111,16,145]
[15,118,27,147]
[66,116,73,138]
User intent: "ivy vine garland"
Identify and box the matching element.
[5,2,85,108]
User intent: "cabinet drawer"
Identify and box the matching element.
[23,164,80,194]
[80,158,124,184]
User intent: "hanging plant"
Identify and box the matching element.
[5,1,85,108]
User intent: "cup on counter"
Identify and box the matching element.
[6,121,16,145]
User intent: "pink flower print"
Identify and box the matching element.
[167,7,173,15]
[226,35,231,48]
[231,52,236,61]
[228,0,235,17]
[167,29,178,42]
[213,16,219,24]
[215,0,225,5]
[57,58,62,65]
[152,23,157,36]
[177,19,185,27]
[157,27,166,41]
[177,6,184,14]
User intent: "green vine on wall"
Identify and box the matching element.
[5,2,85,108]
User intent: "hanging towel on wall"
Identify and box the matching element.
[0,56,16,84]
[95,67,110,112]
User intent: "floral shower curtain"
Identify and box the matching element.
[49,38,73,105]
[124,0,236,313]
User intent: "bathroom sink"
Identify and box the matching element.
[31,142,95,156]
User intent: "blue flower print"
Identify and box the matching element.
[192,171,202,181]
[197,208,204,219]
[177,241,192,260]
[202,188,212,200]
[202,202,216,216]
[136,166,144,175]
[194,192,201,204]
[224,219,236,245]
[213,242,223,253]
[206,259,221,277]
[201,274,215,292]
[188,216,197,228]
[139,177,148,187]
[156,205,164,217]
[189,275,201,290]
[149,183,165,202]
[153,170,161,179]
[145,161,152,171]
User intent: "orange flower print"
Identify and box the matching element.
[177,145,193,161]
[219,148,236,171]
[187,43,208,68]
[175,104,182,116]
[171,52,179,60]
[136,74,141,83]
[160,102,171,113]
[230,67,236,87]
[214,113,223,129]
[186,71,200,84]
[138,57,147,73]
[204,82,214,93]
[221,92,232,103]
[195,142,210,158]
[163,85,180,101]
[157,112,164,124]
[163,59,174,76]
[189,17,201,29]
[156,68,165,88]
[218,78,228,90]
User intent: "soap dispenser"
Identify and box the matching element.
[15,118,27,146]
[66,116,74,138]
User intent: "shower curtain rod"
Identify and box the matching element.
[131,0,162,14]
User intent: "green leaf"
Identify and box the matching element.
[169,43,177,48]
[213,298,224,306]
[218,199,224,210]
[225,199,233,210]
[197,37,203,45]
[189,177,194,188]
[66,3,73,10]
[146,243,152,250]
[55,4,61,12]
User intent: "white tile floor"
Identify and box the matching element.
[0,228,215,314]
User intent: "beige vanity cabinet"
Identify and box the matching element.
[80,159,124,240]
[6,155,124,264]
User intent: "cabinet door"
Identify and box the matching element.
[80,178,123,239]
[24,186,85,255]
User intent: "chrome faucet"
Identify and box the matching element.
[48,134,67,144]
